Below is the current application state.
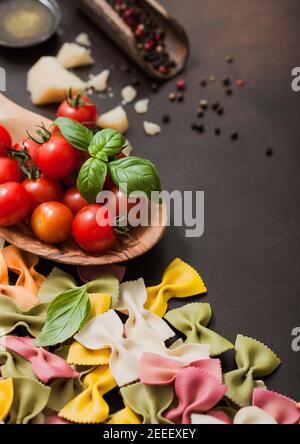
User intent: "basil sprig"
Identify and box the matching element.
[35,286,90,347]
[55,118,162,203]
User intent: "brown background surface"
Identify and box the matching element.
[0,0,299,399]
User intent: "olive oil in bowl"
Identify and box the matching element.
[0,0,61,47]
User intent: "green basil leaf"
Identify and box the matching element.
[55,117,93,151]
[108,156,162,199]
[77,158,107,203]
[89,129,125,157]
[35,286,90,347]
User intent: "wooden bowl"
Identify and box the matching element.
[0,94,167,265]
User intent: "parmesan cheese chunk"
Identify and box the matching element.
[98,106,129,133]
[75,33,91,47]
[57,42,94,69]
[144,121,161,136]
[27,56,86,105]
[87,70,110,92]
[121,85,137,104]
[134,99,149,114]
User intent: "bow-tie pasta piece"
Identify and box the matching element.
[120,383,174,425]
[146,259,207,317]
[116,278,175,343]
[0,295,48,337]
[48,377,85,412]
[74,310,145,387]
[164,367,226,424]
[8,378,50,424]
[0,246,45,310]
[67,293,111,367]
[0,349,36,380]
[108,406,142,424]
[59,366,117,424]
[191,414,227,425]
[38,268,77,303]
[233,406,277,425]
[253,388,300,425]
[224,335,281,407]
[0,336,79,384]
[0,379,13,422]
[165,303,233,356]
[139,352,222,385]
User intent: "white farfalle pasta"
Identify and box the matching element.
[191,407,278,425]
[116,279,175,345]
[75,309,210,387]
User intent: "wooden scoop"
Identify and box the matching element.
[0,93,167,265]
[80,0,189,80]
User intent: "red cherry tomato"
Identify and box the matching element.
[0,182,32,226]
[0,157,22,184]
[73,204,116,254]
[57,96,98,128]
[13,138,40,165]
[107,187,141,218]
[0,124,12,156]
[22,177,63,210]
[104,152,127,190]
[36,135,78,179]
[62,187,89,215]
[31,202,73,244]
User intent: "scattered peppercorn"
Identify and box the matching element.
[231,131,239,140]
[212,102,220,111]
[196,124,204,133]
[177,93,184,102]
[197,110,204,118]
[226,55,234,63]
[215,128,221,135]
[152,83,159,92]
[162,114,170,124]
[217,107,224,116]
[176,79,186,90]
[266,148,274,157]
[200,79,207,87]
[223,78,231,87]
[225,88,233,96]
[169,92,176,102]
[236,79,245,87]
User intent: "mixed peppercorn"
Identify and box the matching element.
[107,0,177,76]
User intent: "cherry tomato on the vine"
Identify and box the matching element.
[35,135,78,179]
[31,202,73,244]
[0,124,12,156]
[23,177,63,210]
[13,138,40,164]
[72,204,116,254]
[0,157,22,184]
[57,95,98,128]
[62,187,89,215]
[0,182,32,226]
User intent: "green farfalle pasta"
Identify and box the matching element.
[48,377,84,412]
[120,383,174,425]
[0,295,48,337]
[164,303,234,356]
[0,350,36,380]
[224,335,281,407]
[8,378,50,424]
[38,267,120,308]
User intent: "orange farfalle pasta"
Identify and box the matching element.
[59,366,117,424]
[146,258,207,317]
[0,246,45,310]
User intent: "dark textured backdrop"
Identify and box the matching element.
[0,0,299,399]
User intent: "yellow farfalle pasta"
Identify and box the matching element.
[108,406,142,424]
[0,246,45,310]
[0,378,14,422]
[145,258,207,317]
[59,366,116,424]
[67,294,111,366]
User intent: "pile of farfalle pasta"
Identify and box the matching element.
[0,242,299,425]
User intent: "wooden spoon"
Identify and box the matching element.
[0,93,167,265]
[80,0,189,80]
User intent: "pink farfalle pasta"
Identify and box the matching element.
[139,352,222,385]
[253,388,300,425]
[164,367,226,424]
[0,337,79,384]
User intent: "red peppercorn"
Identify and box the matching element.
[122,7,135,19]
[176,79,186,90]
[134,24,144,38]
[236,79,245,87]
[144,40,155,52]
[158,65,170,75]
